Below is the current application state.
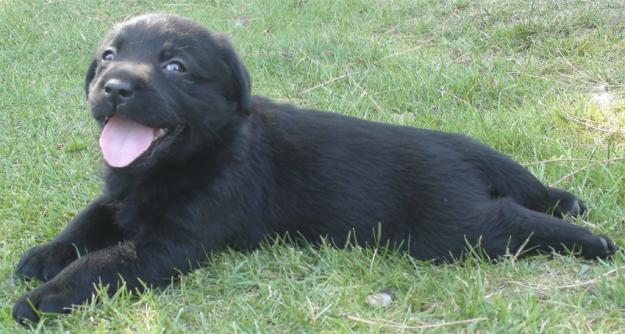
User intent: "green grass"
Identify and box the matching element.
[2,0,625,332]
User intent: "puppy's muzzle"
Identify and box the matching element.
[98,63,150,108]
[104,78,135,106]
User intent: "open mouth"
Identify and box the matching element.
[100,114,177,168]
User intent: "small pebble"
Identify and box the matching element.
[365,288,395,307]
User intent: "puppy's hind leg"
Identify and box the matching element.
[546,186,587,218]
[473,154,586,218]
[476,198,615,260]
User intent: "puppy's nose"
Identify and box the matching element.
[103,79,134,104]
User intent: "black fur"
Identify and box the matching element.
[13,14,616,324]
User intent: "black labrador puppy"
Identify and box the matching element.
[13,14,616,323]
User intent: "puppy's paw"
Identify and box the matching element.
[547,187,587,218]
[16,242,79,282]
[581,234,617,260]
[12,295,40,325]
[561,198,587,218]
[12,281,82,325]
[553,197,587,219]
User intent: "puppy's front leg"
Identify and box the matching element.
[16,196,123,282]
[13,239,199,324]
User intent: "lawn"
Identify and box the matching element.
[1,0,625,332]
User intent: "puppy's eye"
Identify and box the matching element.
[164,61,186,73]
[102,50,116,61]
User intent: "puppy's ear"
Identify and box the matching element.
[84,59,97,99]
[219,40,252,114]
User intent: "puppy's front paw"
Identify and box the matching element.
[16,242,79,282]
[13,281,85,325]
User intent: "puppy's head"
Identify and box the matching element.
[85,14,251,170]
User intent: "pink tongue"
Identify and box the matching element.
[99,114,156,167]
